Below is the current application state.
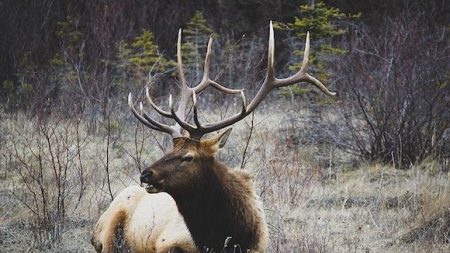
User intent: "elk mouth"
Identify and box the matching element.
[143,181,164,193]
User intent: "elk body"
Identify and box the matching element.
[128,22,336,252]
[91,185,197,253]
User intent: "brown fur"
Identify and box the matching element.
[140,131,268,252]
[91,185,197,253]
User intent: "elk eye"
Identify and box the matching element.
[182,154,194,163]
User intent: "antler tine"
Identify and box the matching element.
[209,80,243,94]
[193,36,242,95]
[190,89,248,134]
[274,31,336,96]
[141,109,176,135]
[169,93,197,134]
[128,93,181,137]
[145,87,172,118]
[266,20,276,81]
[192,90,248,133]
[299,31,310,74]
[174,28,195,125]
[240,90,247,113]
[128,93,158,130]
[194,36,213,92]
[244,21,278,113]
[177,29,188,90]
[192,90,203,130]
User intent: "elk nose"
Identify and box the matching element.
[140,169,153,184]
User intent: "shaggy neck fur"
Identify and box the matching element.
[168,158,268,252]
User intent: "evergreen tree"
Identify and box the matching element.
[278,0,356,94]
[181,11,215,81]
[126,29,175,74]
[113,29,175,97]
[50,16,84,92]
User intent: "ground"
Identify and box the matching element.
[0,102,449,252]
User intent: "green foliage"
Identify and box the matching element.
[110,40,134,92]
[16,51,37,97]
[106,118,122,133]
[112,29,175,93]
[185,11,214,37]
[116,40,133,71]
[278,1,357,96]
[52,16,84,68]
[279,86,312,96]
[290,1,347,39]
[55,17,83,52]
[1,79,15,94]
[112,29,176,94]
[181,11,215,79]
[126,29,175,73]
[48,16,85,98]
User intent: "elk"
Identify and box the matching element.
[128,22,336,252]
[91,185,197,253]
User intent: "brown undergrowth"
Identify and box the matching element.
[1,106,449,252]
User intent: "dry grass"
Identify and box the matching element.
[0,102,449,252]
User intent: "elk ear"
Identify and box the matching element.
[203,128,232,154]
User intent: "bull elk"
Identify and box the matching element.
[128,22,336,252]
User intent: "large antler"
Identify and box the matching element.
[129,21,336,140]
[128,29,243,138]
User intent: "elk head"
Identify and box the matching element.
[140,129,231,195]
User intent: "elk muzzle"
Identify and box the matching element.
[140,169,164,193]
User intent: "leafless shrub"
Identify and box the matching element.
[263,146,317,206]
[334,12,450,168]
[249,126,329,252]
[124,122,156,173]
[3,112,89,245]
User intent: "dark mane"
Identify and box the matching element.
[168,159,267,252]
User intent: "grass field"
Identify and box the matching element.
[0,102,448,252]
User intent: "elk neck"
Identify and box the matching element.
[167,157,267,252]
